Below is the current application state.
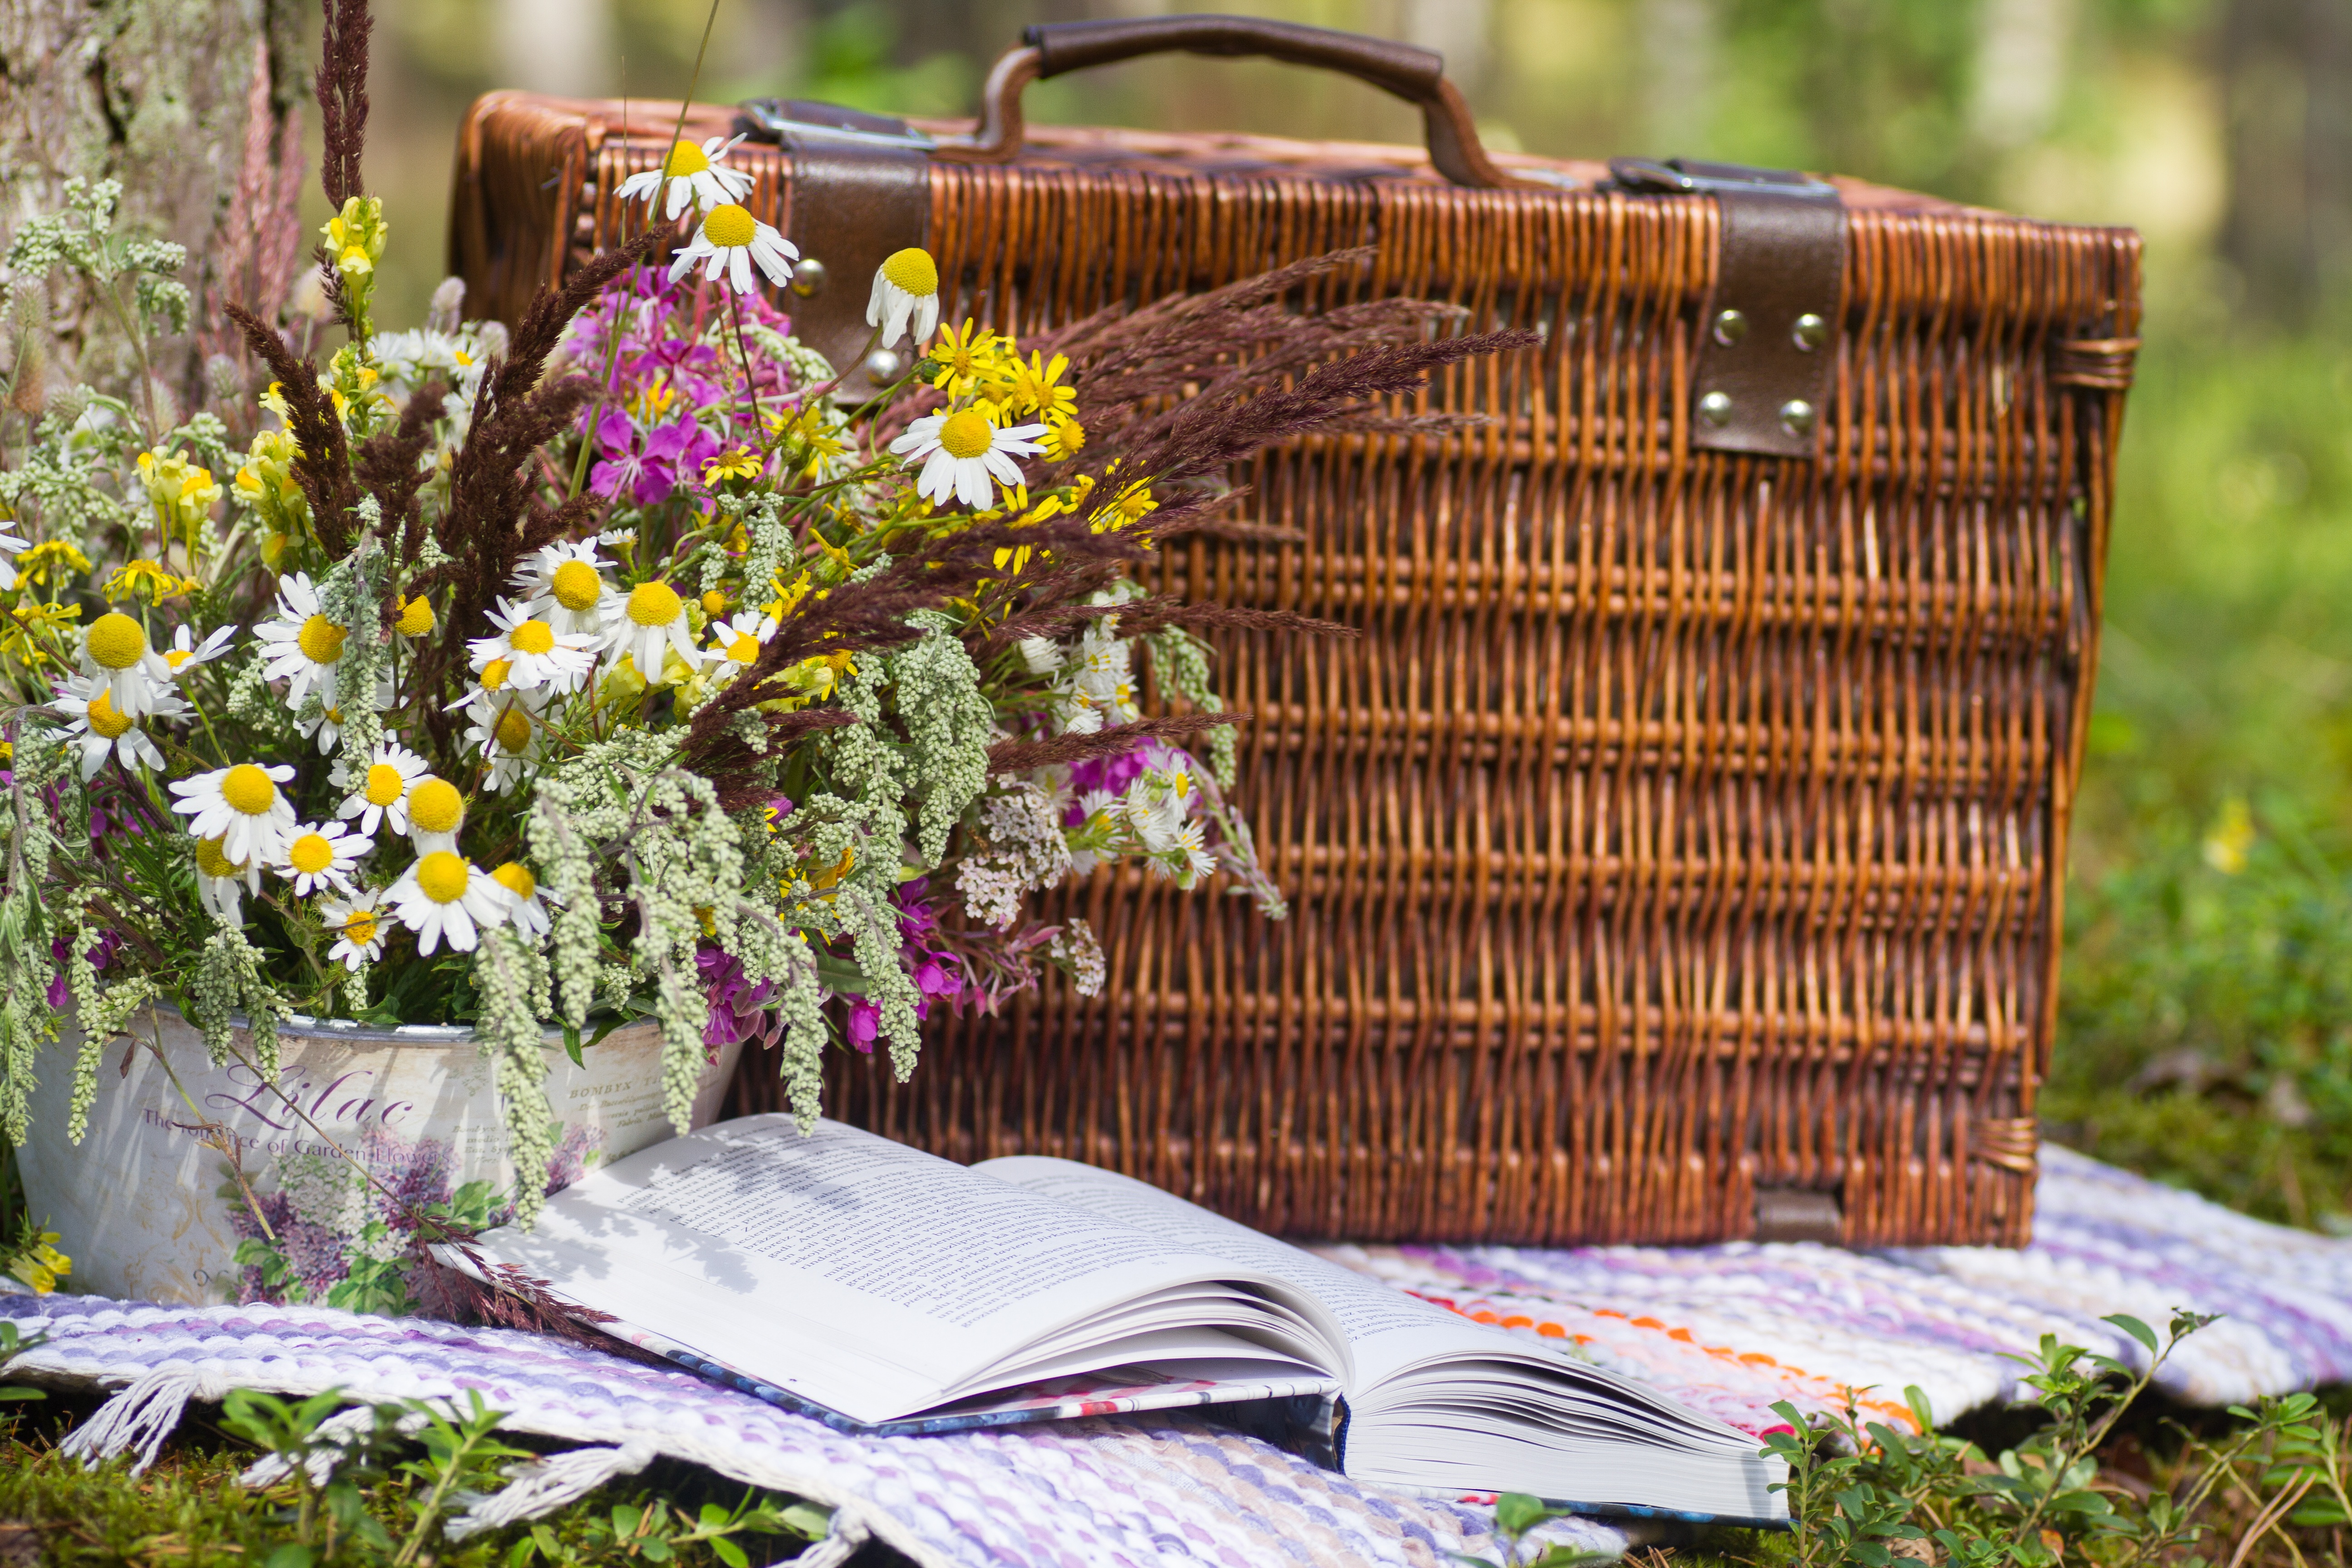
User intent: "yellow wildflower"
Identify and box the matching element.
[1042,410,1086,461]
[137,448,223,550]
[1004,350,1078,422]
[104,558,200,603]
[703,446,763,485]
[14,540,93,587]
[5,1230,69,1294]
[2,600,82,668]
[926,320,1006,398]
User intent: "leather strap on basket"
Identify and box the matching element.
[775,116,930,403]
[939,15,1536,191]
[1615,158,1847,460]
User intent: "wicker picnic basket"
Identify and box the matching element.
[449,16,2138,1248]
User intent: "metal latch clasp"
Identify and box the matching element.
[1611,157,1847,460]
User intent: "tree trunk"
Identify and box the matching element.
[0,0,309,410]
[2221,0,2352,324]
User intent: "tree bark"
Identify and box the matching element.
[0,0,309,409]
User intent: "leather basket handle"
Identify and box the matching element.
[934,13,1532,190]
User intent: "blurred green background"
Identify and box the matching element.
[357,0,2352,1224]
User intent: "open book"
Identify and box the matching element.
[438,1117,1785,1524]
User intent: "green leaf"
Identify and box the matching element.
[710,1538,749,1568]
[1496,1492,1552,1534]
[508,1539,539,1568]
[642,1540,675,1563]
[2103,1313,2160,1355]
[265,1548,314,1568]
[560,1022,586,1067]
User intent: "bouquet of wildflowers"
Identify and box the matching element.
[0,0,1521,1228]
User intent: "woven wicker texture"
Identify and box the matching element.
[451,95,2140,1250]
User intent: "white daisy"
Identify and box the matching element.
[160,624,236,681]
[704,610,777,676]
[0,526,25,591]
[194,834,261,925]
[252,571,347,709]
[403,776,469,856]
[78,611,175,719]
[511,540,615,638]
[490,861,550,941]
[274,819,367,897]
[334,741,431,836]
[1172,818,1216,884]
[867,247,940,348]
[297,673,395,755]
[321,893,388,970]
[387,851,511,956]
[596,527,637,547]
[889,408,1047,510]
[596,579,701,681]
[51,672,181,781]
[616,134,753,220]
[469,598,596,693]
[392,594,436,642]
[666,203,796,297]
[169,762,298,865]
[457,691,544,794]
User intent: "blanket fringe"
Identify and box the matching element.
[794,1509,869,1568]
[446,1439,660,1540]
[59,1369,208,1475]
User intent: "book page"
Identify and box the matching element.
[979,1156,1539,1390]
[458,1117,1343,1425]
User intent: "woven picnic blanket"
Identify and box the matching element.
[6,1147,2351,1567]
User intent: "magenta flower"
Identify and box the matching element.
[591,413,720,507]
[845,1000,881,1052]
[696,946,778,1051]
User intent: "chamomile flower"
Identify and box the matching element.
[193,835,260,925]
[1171,818,1217,884]
[666,203,797,296]
[253,571,348,709]
[404,776,468,856]
[274,819,367,897]
[386,851,511,956]
[297,673,394,755]
[888,408,1047,510]
[469,598,596,693]
[596,579,701,681]
[511,540,613,638]
[160,623,236,680]
[615,134,753,220]
[169,762,298,865]
[334,741,430,836]
[490,861,550,941]
[51,672,181,781]
[392,594,435,640]
[78,611,175,717]
[321,893,388,970]
[867,247,940,348]
[457,691,544,794]
[0,525,26,590]
[704,611,777,675]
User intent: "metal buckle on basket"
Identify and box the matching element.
[1604,156,1837,201]
[733,98,937,150]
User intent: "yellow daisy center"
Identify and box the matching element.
[164,648,194,670]
[700,590,728,617]
[340,909,379,945]
[939,410,995,461]
[627,581,683,627]
[220,764,278,817]
[85,688,133,740]
[508,619,556,655]
[288,833,335,876]
[195,836,243,878]
[297,613,348,664]
[86,612,148,670]
[881,246,938,297]
[702,204,756,250]
[663,139,710,177]
[415,851,469,904]
[727,633,760,664]
[396,595,435,636]
[408,778,464,834]
[480,658,513,690]
[490,862,537,901]
[551,560,603,611]
[494,705,534,754]
[364,762,407,807]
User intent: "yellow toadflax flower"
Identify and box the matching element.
[137,448,223,547]
[6,1230,70,1295]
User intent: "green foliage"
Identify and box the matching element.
[1740,1310,2352,1568]
[1446,1492,1615,1568]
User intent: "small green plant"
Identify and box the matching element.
[504,1493,830,1568]
[0,1317,46,1419]
[1447,1492,1615,1568]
